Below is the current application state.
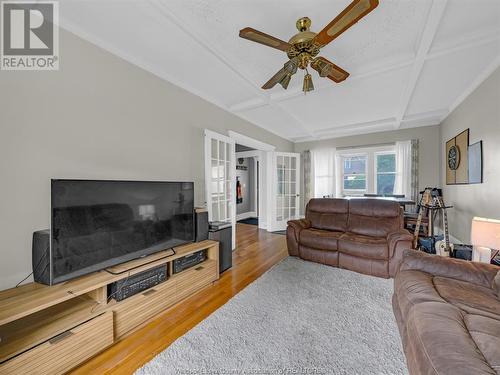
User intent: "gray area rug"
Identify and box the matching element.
[136,257,408,375]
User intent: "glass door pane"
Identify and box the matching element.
[272,153,300,231]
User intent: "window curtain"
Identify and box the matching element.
[302,150,312,206]
[395,139,419,206]
[311,148,336,198]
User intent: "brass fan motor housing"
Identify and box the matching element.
[287,17,320,66]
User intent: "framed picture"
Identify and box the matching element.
[446,129,469,185]
[468,141,483,184]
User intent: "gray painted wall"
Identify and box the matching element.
[0,29,292,290]
[294,125,441,213]
[236,157,255,215]
[439,67,500,243]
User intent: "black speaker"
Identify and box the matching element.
[195,209,209,242]
[208,226,232,273]
[32,229,51,285]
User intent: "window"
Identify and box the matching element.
[312,148,335,198]
[375,153,396,195]
[342,155,367,192]
[338,146,397,196]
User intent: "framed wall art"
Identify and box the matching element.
[446,129,469,185]
[468,140,483,184]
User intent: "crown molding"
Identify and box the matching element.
[394,0,448,129]
[445,54,500,119]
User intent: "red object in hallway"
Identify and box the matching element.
[236,178,243,204]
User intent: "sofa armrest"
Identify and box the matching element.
[288,219,311,232]
[400,249,500,290]
[286,219,311,256]
[387,229,413,277]
[387,230,413,257]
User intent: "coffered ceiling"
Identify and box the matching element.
[59,0,500,142]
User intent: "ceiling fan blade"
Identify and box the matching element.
[262,58,299,90]
[311,57,350,83]
[313,0,379,47]
[262,68,287,89]
[239,27,291,52]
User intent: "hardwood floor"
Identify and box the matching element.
[71,224,288,374]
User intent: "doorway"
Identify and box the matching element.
[236,144,259,226]
[204,129,300,249]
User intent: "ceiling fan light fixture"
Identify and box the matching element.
[279,73,292,89]
[303,73,314,93]
[239,0,379,92]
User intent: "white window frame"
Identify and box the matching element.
[337,145,396,197]
[374,151,397,195]
[340,152,368,196]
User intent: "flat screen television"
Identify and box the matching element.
[49,179,194,284]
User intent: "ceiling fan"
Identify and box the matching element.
[239,0,379,93]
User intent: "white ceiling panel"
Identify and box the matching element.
[431,0,500,54]
[407,39,500,116]
[277,65,411,131]
[58,0,500,141]
[60,0,260,107]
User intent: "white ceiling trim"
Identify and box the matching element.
[149,0,265,98]
[229,25,500,115]
[446,54,500,117]
[57,1,500,144]
[427,27,500,60]
[229,58,415,113]
[289,108,446,142]
[59,9,295,143]
[394,0,448,129]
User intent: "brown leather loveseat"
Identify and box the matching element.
[394,250,500,375]
[287,198,413,278]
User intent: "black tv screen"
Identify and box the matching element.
[50,179,194,284]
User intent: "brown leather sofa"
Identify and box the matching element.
[287,198,413,278]
[394,250,500,375]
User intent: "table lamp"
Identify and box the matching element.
[470,217,500,263]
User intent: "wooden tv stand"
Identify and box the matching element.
[0,240,219,374]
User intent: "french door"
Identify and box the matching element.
[204,130,236,249]
[269,152,300,231]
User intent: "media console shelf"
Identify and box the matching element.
[0,240,219,374]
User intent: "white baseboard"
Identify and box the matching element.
[259,219,267,230]
[236,212,257,221]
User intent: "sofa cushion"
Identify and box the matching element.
[298,245,338,267]
[434,276,500,320]
[338,232,389,260]
[394,270,446,317]
[347,199,402,237]
[405,301,495,375]
[306,198,348,232]
[300,228,342,251]
[465,314,500,372]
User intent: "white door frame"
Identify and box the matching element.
[204,129,236,249]
[235,151,259,221]
[268,151,301,232]
[229,131,275,231]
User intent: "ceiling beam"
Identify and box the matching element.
[229,58,414,112]
[446,54,500,117]
[426,27,500,60]
[150,0,268,100]
[394,0,448,129]
[291,109,447,142]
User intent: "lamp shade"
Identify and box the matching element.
[471,217,500,250]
